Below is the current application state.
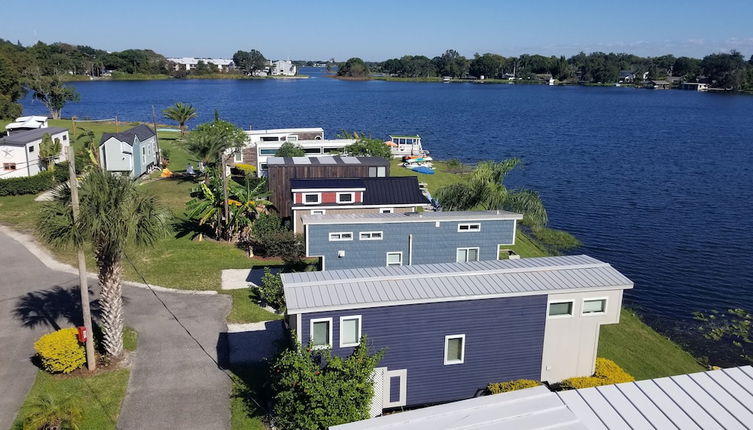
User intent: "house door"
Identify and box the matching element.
[383,369,407,409]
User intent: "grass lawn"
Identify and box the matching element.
[229,364,270,430]
[224,289,283,324]
[12,369,130,430]
[390,159,468,194]
[599,310,704,380]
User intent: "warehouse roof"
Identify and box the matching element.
[332,366,753,430]
[282,255,632,314]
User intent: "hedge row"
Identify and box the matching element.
[0,162,69,196]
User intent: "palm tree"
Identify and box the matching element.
[22,393,82,430]
[39,133,62,172]
[163,102,198,135]
[435,158,548,227]
[37,170,168,357]
[75,128,99,168]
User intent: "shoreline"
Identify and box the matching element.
[62,73,309,82]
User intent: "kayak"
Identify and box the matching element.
[410,166,435,174]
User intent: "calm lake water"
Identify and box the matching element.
[22,68,753,364]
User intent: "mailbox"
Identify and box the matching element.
[77,326,87,343]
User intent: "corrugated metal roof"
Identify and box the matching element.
[99,124,155,145]
[301,209,521,225]
[290,177,429,206]
[0,127,68,146]
[291,178,365,189]
[331,386,585,430]
[283,255,633,313]
[556,366,753,429]
[267,156,390,166]
[330,366,753,430]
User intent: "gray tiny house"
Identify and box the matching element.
[98,125,158,178]
[282,255,633,412]
[302,210,522,270]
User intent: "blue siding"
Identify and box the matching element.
[298,295,546,406]
[132,138,142,178]
[308,219,515,270]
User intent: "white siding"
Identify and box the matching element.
[100,136,133,173]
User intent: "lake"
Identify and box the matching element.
[21,68,753,364]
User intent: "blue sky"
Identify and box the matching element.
[2,0,752,60]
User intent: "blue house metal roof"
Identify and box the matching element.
[282,255,633,314]
[301,209,522,225]
[331,366,753,430]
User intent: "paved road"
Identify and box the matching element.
[0,229,232,429]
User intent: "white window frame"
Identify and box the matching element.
[339,315,362,348]
[456,247,480,263]
[310,317,333,349]
[379,207,394,214]
[329,232,353,241]
[359,231,383,241]
[302,193,321,205]
[386,252,403,266]
[234,149,243,162]
[444,334,466,365]
[582,298,608,316]
[288,135,299,142]
[336,192,355,204]
[457,223,481,232]
[310,209,326,215]
[547,300,575,318]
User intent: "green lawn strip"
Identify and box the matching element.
[224,288,283,324]
[12,369,130,430]
[0,194,38,231]
[599,310,704,380]
[389,159,468,194]
[229,363,270,430]
[123,327,138,352]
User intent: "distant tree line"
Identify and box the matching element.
[363,49,753,90]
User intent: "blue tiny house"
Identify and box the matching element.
[303,210,522,270]
[282,255,633,412]
[98,125,158,178]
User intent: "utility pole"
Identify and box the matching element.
[221,153,230,240]
[68,146,96,371]
[151,105,161,166]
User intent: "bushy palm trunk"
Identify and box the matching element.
[97,252,124,358]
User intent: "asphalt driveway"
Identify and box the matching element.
[0,228,232,429]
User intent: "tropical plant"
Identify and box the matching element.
[270,336,384,430]
[163,102,198,135]
[336,132,392,159]
[186,167,271,242]
[22,393,83,430]
[75,128,98,168]
[275,141,305,157]
[434,158,548,227]
[184,119,247,176]
[39,133,62,172]
[36,170,169,357]
[25,73,80,120]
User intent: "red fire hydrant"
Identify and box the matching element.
[77,326,87,343]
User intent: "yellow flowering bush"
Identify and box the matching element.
[487,379,541,394]
[34,328,86,374]
[234,163,256,175]
[561,358,634,389]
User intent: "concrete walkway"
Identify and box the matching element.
[0,228,232,429]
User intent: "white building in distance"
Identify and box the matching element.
[167,57,234,72]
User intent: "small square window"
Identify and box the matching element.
[303,193,321,204]
[379,208,394,214]
[340,316,361,347]
[337,192,354,203]
[310,209,326,215]
[3,163,17,171]
[359,231,383,240]
[456,248,479,263]
[234,150,243,162]
[583,299,607,314]
[444,335,465,365]
[62,135,67,141]
[311,318,332,349]
[548,301,573,317]
[329,232,353,241]
[28,146,35,153]
[386,252,402,266]
[458,223,480,232]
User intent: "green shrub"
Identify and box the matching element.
[258,267,285,311]
[265,231,305,263]
[270,336,384,430]
[34,328,86,374]
[0,162,69,196]
[275,142,305,157]
[487,379,541,394]
[532,227,582,252]
[560,358,634,389]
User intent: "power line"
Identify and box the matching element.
[122,252,269,416]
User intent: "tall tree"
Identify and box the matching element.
[337,58,369,78]
[435,159,548,227]
[25,74,80,119]
[37,170,168,357]
[469,53,505,78]
[185,118,247,169]
[232,49,267,75]
[39,133,62,171]
[163,102,198,135]
[0,54,24,119]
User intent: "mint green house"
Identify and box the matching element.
[98,125,158,178]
